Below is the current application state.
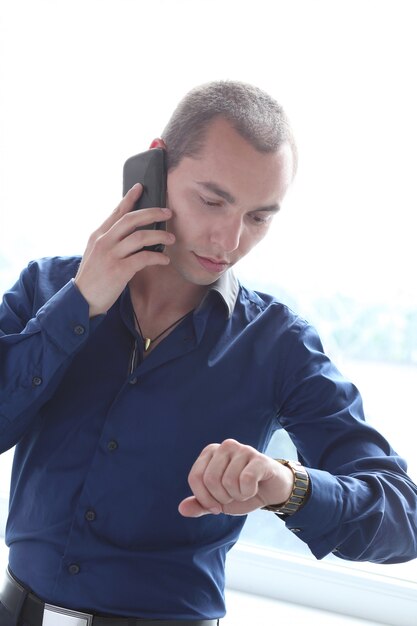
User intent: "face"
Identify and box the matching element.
[164,117,294,286]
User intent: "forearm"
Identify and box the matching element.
[0,274,101,452]
[281,462,417,564]
[274,322,417,563]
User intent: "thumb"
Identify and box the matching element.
[178,496,220,518]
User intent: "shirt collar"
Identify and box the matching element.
[196,269,240,318]
[120,269,240,323]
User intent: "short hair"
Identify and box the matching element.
[161,80,297,175]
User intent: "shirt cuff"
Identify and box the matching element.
[281,467,345,559]
[36,279,105,355]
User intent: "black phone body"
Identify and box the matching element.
[122,148,167,252]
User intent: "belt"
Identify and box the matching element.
[1,568,219,626]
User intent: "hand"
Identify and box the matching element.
[178,439,294,517]
[74,184,175,317]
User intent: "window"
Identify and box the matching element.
[1,1,416,623]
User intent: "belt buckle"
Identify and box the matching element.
[42,603,93,626]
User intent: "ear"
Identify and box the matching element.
[149,137,166,150]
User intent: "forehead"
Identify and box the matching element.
[179,117,294,206]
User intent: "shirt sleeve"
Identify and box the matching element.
[0,259,104,452]
[275,320,417,564]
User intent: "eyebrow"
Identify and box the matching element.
[196,181,281,213]
[197,181,236,204]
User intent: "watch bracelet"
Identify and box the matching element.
[262,458,310,516]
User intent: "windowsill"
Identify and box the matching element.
[225,542,417,626]
[222,589,382,625]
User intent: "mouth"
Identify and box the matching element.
[193,253,230,274]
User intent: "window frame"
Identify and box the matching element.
[226,542,417,626]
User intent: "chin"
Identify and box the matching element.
[174,263,227,286]
[169,251,232,286]
[182,270,223,286]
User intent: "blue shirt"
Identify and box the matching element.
[1,256,416,619]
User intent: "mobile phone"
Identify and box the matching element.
[122,147,167,252]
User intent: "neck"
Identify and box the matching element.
[129,264,208,319]
[128,265,209,353]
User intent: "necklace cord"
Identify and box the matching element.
[132,306,192,352]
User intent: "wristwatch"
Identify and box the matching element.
[262,459,310,516]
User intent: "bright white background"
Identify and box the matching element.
[1,0,416,305]
[1,1,417,624]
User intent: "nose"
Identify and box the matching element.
[209,214,243,253]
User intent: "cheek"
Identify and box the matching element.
[238,226,269,256]
[169,200,209,245]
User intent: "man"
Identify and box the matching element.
[0,80,416,626]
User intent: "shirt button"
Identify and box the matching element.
[85,510,96,522]
[290,528,301,533]
[68,563,80,575]
[32,376,43,387]
[107,440,118,451]
[129,376,138,385]
[73,324,85,335]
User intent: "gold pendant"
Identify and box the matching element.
[144,337,152,351]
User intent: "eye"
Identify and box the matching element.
[200,196,222,208]
[249,212,273,225]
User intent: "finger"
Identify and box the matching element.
[219,454,258,502]
[187,445,228,514]
[119,205,171,231]
[88,207,172,263]
[122,250,171,278]
[237,456,267,499]
[201,439,256,502]
[198,450,234,505]
[221,495,265,516]
[95,183,144,238]
[106,206,171,245]
[117,228,175,259]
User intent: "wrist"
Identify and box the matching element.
[73,278,106,318]
[262,459,310,517]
